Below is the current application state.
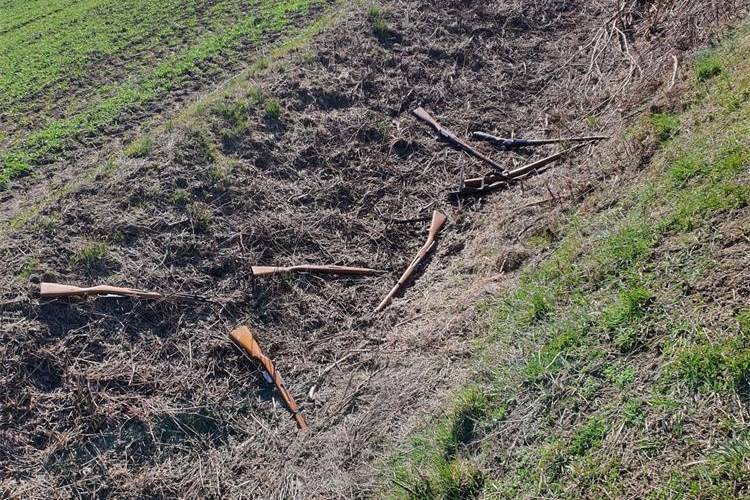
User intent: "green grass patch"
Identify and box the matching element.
[569,416,608,457]
[213,100,249,142]
[696,54,724,81]
[395,459,485,500]
[669,181,750,232]
[367,5,390,40]
[389,386,502,498]
[592,221,656,278]
[189,204,213,232]
[72,242,109,270]
[738,309,750,338]
[438,387,488,458]
[670,341,750,392]
[263,98,282,120]
[656,433,750,497]
[247,87,266,106]
[525,323,586,383]
[601,286,652,352]
[123,137,155,158]
[169,190,192,206]
[17,258,39,280]
[650,112,679,143]
[623,398,646,427]
[603,363,636,389]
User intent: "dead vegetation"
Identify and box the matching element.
[0,0,747,497]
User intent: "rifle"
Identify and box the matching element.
[230,326,308,431]
[471,131,609,149]
[251,264,380,278]
[41,282,163,300]
[413,107,508,177]
[375,210,447,313]
[454,144,586,198]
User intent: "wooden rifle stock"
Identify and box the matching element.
[251,264,380,279]
[413,107,508,176]
[230,326,308,431]
[375,210,447,313]
[40,282,162,300]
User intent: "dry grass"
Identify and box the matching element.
[0,0,747,497]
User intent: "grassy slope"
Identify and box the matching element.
[1,3,348,236]
[0,0,327,187]
[389,26,750,499]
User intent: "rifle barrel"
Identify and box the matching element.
[472,131,609,149]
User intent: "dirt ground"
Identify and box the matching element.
[0,0,745,497]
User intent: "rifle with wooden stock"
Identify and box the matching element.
[41,282,164,300]
[375,210,447,313]
[452,144,587,198]
[230,325,308,431]
[251,264,380,279]
[413,107,508,176]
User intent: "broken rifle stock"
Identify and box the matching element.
[471,131,609,149]
[413,107,508,177]
[251,264,380,278]
[375,210,447,313]
[230,326,308,431]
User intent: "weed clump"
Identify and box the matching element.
[525,325,585,382]
[596,222,655,273]
[213,100,249,143]
[368,6,390,40]
[738,309,750,338]
[669,182,750,232]
[603,363,636,389]
[72,242,109,270]
[17,258,39,280]
[516,288,554,324]
[189,204,213,232]
[696,55,723,81]
[439,388,488,458]
[650,112,679,143]
[248,87,265,106]
[623,399,645,427]
[169,189,191,206]
[569,416,608,457]
[264,99,281,120]
[175,128,215,165]
[671,341,750,392]
[601,286,651,352]
[123,137,154,158]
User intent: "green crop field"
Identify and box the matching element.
[0,0,328,187]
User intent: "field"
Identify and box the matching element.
[1,0,749,498]
[0,0,330,186]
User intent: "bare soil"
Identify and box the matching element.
[0,0,744,497]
